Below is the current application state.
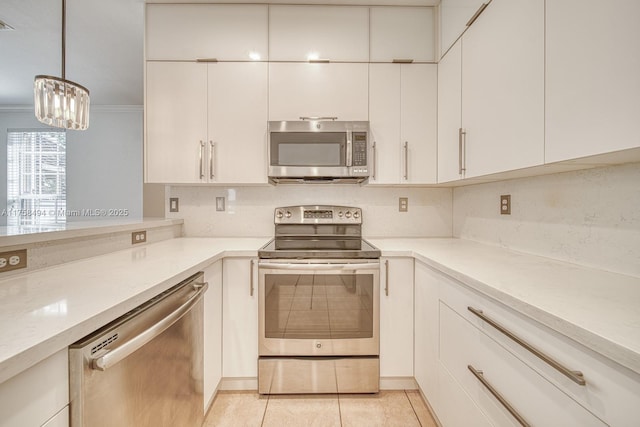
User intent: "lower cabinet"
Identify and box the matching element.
[380,257,414,378]
[222,257,258,379]
[0,349,69,427]
[203,260,223,411]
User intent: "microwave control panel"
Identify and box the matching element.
[352,132,367,167]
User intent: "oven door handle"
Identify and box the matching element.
[258,262,379,271]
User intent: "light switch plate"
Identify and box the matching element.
[169,197,179,213]
[216,197,226,212]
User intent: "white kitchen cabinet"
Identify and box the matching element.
[145,61,207,184]
[545,0,640,163]
[460,0,544,178]
[439,0,490,57]
[146,62,267,184]
[0,349,68,427]
[222,257,258,378]
[380,257,414,377]
[203,260,223,411]
[369,64,437,184]
[145,4,268,61]
[208,62,268,184]
[269,5,369,62]
[41,407,69,427]
[414,261,440,415]
[370,7,435,63]
[268,63,368,122]
[437,40,464,183]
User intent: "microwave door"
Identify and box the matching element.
[270,132,346,168]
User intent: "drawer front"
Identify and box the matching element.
[437,361,493,427]
[438,271,640,427]
[440,302,607,427]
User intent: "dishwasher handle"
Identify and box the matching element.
[258,262,379,271]
[91,281,208,371]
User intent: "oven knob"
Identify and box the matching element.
[353,211,360,219]
[276,210,283,219]
[345,211,352,218]
[285,210,292,218]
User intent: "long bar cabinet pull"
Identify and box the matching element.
[199,141,205,179]
[250,259,255,297]
[467,306,586,386]
[209,141,215,180]
[384,260,389,296]
[458,128,466,175]
[403,141,409,181]
[299,116,338,121]
[372,141,377,180]
[468,365,531,427]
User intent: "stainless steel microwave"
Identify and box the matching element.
[268,120,370,184]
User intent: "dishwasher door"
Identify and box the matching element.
[69,272,207,427]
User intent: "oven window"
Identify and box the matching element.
[270,132,346,167]
[264,274,374,339]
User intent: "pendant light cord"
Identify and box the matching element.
[61,0,66,80]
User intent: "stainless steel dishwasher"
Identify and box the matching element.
[69,272,208,427]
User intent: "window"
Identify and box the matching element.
[7,130,66,226]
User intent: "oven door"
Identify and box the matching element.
[258,259,380,357]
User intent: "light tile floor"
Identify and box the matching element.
[204,390,438,427]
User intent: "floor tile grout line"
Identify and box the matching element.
[337,392,344,427]
[260,393,270,427]
[404,389,424,427]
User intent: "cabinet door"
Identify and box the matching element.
[414,262,440,415]
[369,64,401,184]
[268,63,369,121]
[380,258,414,377]
[222,258,258,378]
[545,0,640,163]
[269,5,369,62]
[401,64,438,184]
[145,62,207,183]
[461,0,544,178]
[370,7,435,63]
[203,261,223,411]
[208,62,268,184]
[146,4,268,61]
[437,41,464,183]
[42,407,69,427]
[440,0,489,56]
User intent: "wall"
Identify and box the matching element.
[453,162,640,277]
[0,108,143,226]
[167,185,453,238]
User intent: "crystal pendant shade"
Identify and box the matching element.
[34,75,90,131]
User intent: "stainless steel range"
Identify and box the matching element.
[258,205,381,394]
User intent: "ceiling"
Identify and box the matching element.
[0,0,439,107]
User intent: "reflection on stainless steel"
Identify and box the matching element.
[69,272,207,427]
[258,205,380,394]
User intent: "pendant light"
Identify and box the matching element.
[34,0,90,130]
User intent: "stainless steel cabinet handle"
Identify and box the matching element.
[466,3,489,27]
[92,282,209,371]
[258,262,379,271]
[199,141,205,179]
[250,259,255,296]
[384,259,389,296]
[468,365,531,427]
[403,141,409,181]
[209,141,215,180]
[372,141,377,180]
[468,306,586,386]
[458,128,466,175]
[299,116,338,121]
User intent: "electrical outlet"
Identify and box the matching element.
[500,195,511,215]
[169,197,179,213]
[399,197,408,212]
[131,230,147,245]
[216,197,226,212]
[0,249,27,272]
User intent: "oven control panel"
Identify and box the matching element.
[274,205,362,224]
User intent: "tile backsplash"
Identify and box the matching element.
[453,162,640,277]
[167,185,453,239]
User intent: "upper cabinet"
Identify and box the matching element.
[545,0,640,163]
[145,4,268,61]
[440,0,490,56]
[269,5,369,62]
[268,63,369,121]
[370,7,435,63]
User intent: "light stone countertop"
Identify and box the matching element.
[0,237,269,384]
[369,238,640,376]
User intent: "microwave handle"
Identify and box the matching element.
[346,132,353,167]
